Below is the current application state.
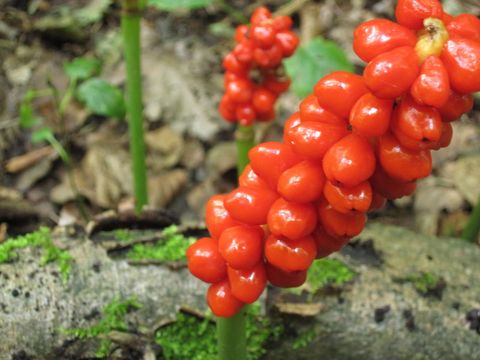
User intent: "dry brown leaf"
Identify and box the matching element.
[149,169,188,208]
[275,302,324,316]
[5,146,55,173]
[180,139,205,170]
[206,142,236,177]
[146,126,184,171]
[0,223,7,243]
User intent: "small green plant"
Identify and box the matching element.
[113,229,135,242]
[292,328,317,350]
[127,225,195,261]
[406,272,441,295]
[0,227,73,283]
[64,297,141,358]
[155,304,283,360]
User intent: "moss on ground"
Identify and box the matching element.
[64,297,141,358]
[0,227,72,282]
[406,272,442,295]
[127,225,195,261]
[155,304,283,360]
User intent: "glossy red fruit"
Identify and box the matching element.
[353,19,417,62]
[233,41,254,64]
[277,160,325,203]
[275,31,300,56]
[410,56,450,108]
[318,199,366,238]
[313,226,350,258]
[205,194,239,239]
[378,132,432,182]
[364,46,420,99]
[299,94,345,125]
[439,92,473,122]
[265,234,317,272]
[265,263,307,288]
[236,103,256,126]
[218,225,264,270]
[223,52,249,74]
[446,14,480,42]
[263,75,291,94]
[207,280,244,317]
[323,180,372,214]
[322,134,376,187]
[253,44,283,68]
[225,78,253,104]
[390,95,443,150]
[430,122,453,150]
[272,16,293,32]
[284,114,348,160]
[252,88,276,114]
[224,186,279,225]
[314,71,368,118]
[234,24,249,43]
[395,0,443,30]
[349,93,393,137]
[228,263,267,304]
[239,165,270,190]
[218,96,236,122]
[251,6,272,24]
[267,198,317,240]
[441,38,480,94]
[251,23,276,49]
[187,237,227,283]
[370,166,417,200]
[249,141,301,190]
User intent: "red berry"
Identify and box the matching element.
[223,52,249,74]
[410,55,450,108]
[395,0,443,30]
[370,166,417,200]
[251,23,276,49]
[439,92,473,122]
[313,227,350,258]
[265,263,307,288]
[228,263,267,304]
[446,14,480,42]
[322,134,376,187]
[349,93,393,137]
[218,225,264,270]
[236,103,257,126]
[205,194,239,239]
[369,191,387,211]
[238,164,270,190]
[224,186,279,225]
[187,237,227,283]
[378,132,432,182]
[252,87,276,114]
[364,46,420,99]
[277,160,325,203]
[299,94,345,126]
[235,24,249,43]
[251,7,272,25]
[314,71,368,118]
[219,95,237,122]
[226,79,253,104]
[265,233,317,272]
[273,16,293,32]
[318,199,366,238]
[275,31,299,57]
[267,198,317,240]
[207,280,244,317]
[284,113,348,160]
[249,141,301,190]
[353,19,417,62]
[233,41,254,64]
[253,44,283,68]
[263,75,291,94]
[323,180,372,214]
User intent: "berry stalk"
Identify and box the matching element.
[217,308,247,360]
[121,0,149,212]
[236,124,255,175]
[462,196,480,243]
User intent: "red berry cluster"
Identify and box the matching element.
[188,0,479,318]
[219,7,299,126]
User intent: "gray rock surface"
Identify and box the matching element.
[266,223,480,360]
[0,232,207,359]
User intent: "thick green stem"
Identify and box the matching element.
[235,125,255,175]
[462,196,480,243]
[121,1,149,212]
[217,308,247,360]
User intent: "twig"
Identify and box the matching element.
[273,0,311,17]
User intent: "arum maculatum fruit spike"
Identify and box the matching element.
[187,0,479,317]
[219,7,299,126]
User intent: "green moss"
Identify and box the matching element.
[113,229,135,242]
[64,297,141,358]
[155,305,283,360]
[406,272,441,294]
[0,227,72,282]
[292,328,317,350]
[127,225,195,261]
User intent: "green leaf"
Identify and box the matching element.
[77,78,125,118]
[19,102,41,129]
[31,127,70,164]
[284,37,354,98]
[64,57,101,81]
[149,0,214,11]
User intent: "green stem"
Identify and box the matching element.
[215,0,249,24]
[121,0,149,213]
[217,308,247,360]
[235,124,255,175]
[462,195,480,243]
